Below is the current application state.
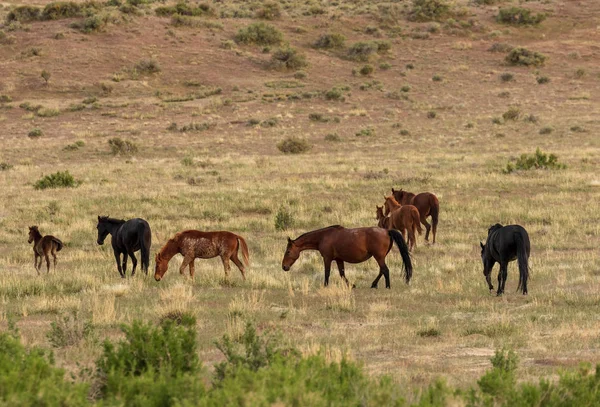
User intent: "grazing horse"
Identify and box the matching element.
[391,188,439,244]
[281,225,413,289]
[376,206,391,229]
[28,226,63,274]
[381,197,422,251]
[154,230,249,281]
[96,216,152,278]
[480,223,530,296]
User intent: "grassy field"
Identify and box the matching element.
[1,0,600,396]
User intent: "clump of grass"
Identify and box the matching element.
[261,118,279,128]
[0,95,12,103]
[42,2,84,20]
[417,328,441,338]
[270,47,308,71]
[488,43,513,53]
[570,125,586,133]
[70,13,109,33]
[502,106,520,121]
[427,111,437,119]
[500,72,514,82]
[256,2,281,20]
[432,74,442,82]
[505,47,546,67]
[347,40,390,62]
[497,7,546,25]
[325,87,345,101]
[47,312,94,348]
[0,162,14,171]
[409,0,452,22]
[179,122,215,132]
[309,113,329,123]
[355,127,375,137]
[539,126,553,135]
[108,137,138,155]
[28,128,43,138]
[235,22,283,46]
[536,76,550,84]
[274,207,294,231]
[313,33,346,49]
[34,170,80,189]
[63,140,85,151]
[359,64,374,76]
[379,62,392,70]
[277,137,312,154]
[324,133,340,142]
[504,148,566,173]
[134,58,161,74]
[574,68,585,79]
[6,5,41,22]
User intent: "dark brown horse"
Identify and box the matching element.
[282,225,412,289]
[28,226,63,274]
[391,188,439,244]
[379,198,422,251]
[154,230,249,281]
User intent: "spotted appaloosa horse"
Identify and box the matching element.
[154,230,249,281]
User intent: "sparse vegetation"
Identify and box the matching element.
[497,7,546,25]
[505,47,547,67]
[324,133,340,142]
[34,170,80,189]
[504,148,566,173]
[274,207,294,230]
[108,137,138,155]
[0,162,14,171]
[270,47,308,71]
[347,41,390,62]
[537,75,550,84]
[502,106,520,121]
[359,64,374,76]
[28,128,43,138]
[356,127,375,137]
[235,22,283,46]
[134,58,161,74]
[409,0,453,22]
[313,33,346,49]
[277,137,312,154]
[539,126,554,135]
[500,72,514,82]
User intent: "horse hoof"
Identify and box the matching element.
[371,285,378,289]
[351,284,356,289]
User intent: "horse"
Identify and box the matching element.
[28,226,63,274]
[376,206,391,229]
[154,230,249,281]
[96,216,152,278]
[281,225,413,289]
[381,197,422,251]
[480,223,530,296]
[391,188,439,244]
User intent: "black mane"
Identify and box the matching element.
[293,225,343,241]
[98,216,126,225]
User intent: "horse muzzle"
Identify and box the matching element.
[282,265,290,272]
[154,275,161,282]
[96,240,103,245]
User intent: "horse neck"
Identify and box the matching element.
[386,198,401,211]
[158,239,180,263]
[31,230,42,244]
[104,221,123,236]
[294,229,330,251]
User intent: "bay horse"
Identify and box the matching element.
[376,206,391,229]
[28,226,63,274]
[391,188,439,244]
[96,216,152,278]
[281,225,412,289]
[480,223,530,296]
[154,230,249,281]
[381,197,422,251]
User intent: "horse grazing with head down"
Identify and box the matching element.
[480,223,530,296]
[381,196,422,252]
[154,230,249,281]
[391,188,439,244]
[96,216,152,278]
[282,225,412,289]
[28,226,63,274]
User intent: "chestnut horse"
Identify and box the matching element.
[154,230,249,281]
[391,188,439,244]
[378,199,422,251]
[28,226,63,274]
[282,225,412,289]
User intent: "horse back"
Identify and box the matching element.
[116,218,151,249]
[488,225,530,262]
[411,192,437,216]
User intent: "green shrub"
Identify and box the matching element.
[325,87,345,101]
[497,7,546,25]
[313,33,346,49]
[505,47,546,67]
[41,2,83,20]
[325,133,340,142]
[70,13,108,33]
[0,162,14,171]
[34,170,80,189]
[234,22,283,46]
[360,64,374,76]
[108,137,138,155]
[47,312,94,348]
[574,68,585,79]
[418,328,441,337]
[134,58,161,74]
[379,62,392,70]
[28,128,43,138]
[504,148,566,173]
[502,106,520,121]
[274,207,294,230]
[537,75,550,84]
[6,6,41,22]
[500,72,514,82]
[63,140,85,151]
[0,95,12,103]
[256,1,281,20]
[409,0,452,22]
[356,127,375,137]
[277,137,312,154]
[37,107,60,117]
[488,42,513,53]
[347,41,379,62]
[539,126,553,135]
[270,47,308,71]
[427,110,437,119]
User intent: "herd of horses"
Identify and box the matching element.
[26,188,531,296]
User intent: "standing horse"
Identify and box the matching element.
[154,230,249,281]
[391,188,439,244]
[381,196,422,251]
[376,206,391,229]
[28,226,63,274]
[480,223,530,296]
[96,216,152,278]
[281,225,412,289]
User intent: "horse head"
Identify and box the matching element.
[28,226,39,243]
[154,252,167,281]
[96,216,110,245]
[282,237,300,271]
[383,195,400,216]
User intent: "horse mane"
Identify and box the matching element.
[98,216,126,225]
[488,223,503,235]
[294,225,342,241]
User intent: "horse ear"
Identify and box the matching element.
[391,188,395,193]
[480,242,484,249]
[287,237,293,244]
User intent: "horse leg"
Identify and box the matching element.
[44,251,51,273]
[500,262,508,295]
[122,254,128,276]
[51,247,57,271]
[372,256,391,289]
[114,252,125,278]
[128,250,137,277]
[335,260,350,287]
[496,266,504,296]
[179,255,194,278]
[485,270,494,292]
[188,260,195,280]
[231,251,246,281]
[421,215,431,242]
[323,257,332,287]
[221,255,231,280]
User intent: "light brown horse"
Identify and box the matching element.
[154,230,249,281]
[391,188,439,244]
[282,225,412,289]
[381,197,422,251]
[28,226,63,274]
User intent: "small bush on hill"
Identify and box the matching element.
[0,162,14,171]
[502,106,520,121]
[488,42,513,53]
[256,1,281,20]
[108,137,138,155]
[42,2,84,20]
[313,33,346,49]
[134,58,161,74]
[505,47,546,66]
[6,6,41,22]
[409,0,452,22]
[34,171,80,189]
[537,75,550,84]
[356,127,375,137]
[504,148,566,173]
[500,72,514,82]
[325,86,346,101]
[360,64,374,76]
[325,133,340,142]
[277,137,312,154]
[70,13,109,33]
[235,22,283,46]
[347,41,378,62]
[270,47,308,71]
[274,207,294,230]
[28,128,43,138]
[497,7,546,25]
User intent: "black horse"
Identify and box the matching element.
[480,223,530,296]
[96,216,152,278]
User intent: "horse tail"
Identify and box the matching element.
[430,195,439,241]
[52,238,63,252]
[388,229,413,284]
[412,209,422,235]
[139,223,151,274]
[515,232,529,294]
[236,235,250,267]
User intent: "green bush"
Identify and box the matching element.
[28,128,43,138]
[270,47,308,71]
[277,137,312,154]
[34,170,80,189]
[256,1,281,20]
[6,6,41,22]
[505,47,546,67]
[325,87,345,101]
[0,162,14,171]
[313,33,346,49]
[325,133,340,142]
[409,0,452,22]
[497,7,546,25]
[134,58,161,74]
[234,22,283,46]
[347,41,379,62]
[108,137,138,155]
[47,312,94,348]
[274,207,294,230]
[488,42,513,53]
[500,72,514,82]
[537,75,550,84]
[70,13,108,33]
[41,2,83,20]
[504,148,566,173]
[356,127,375,137]
[502,106,520,121]
[360,64,374,76]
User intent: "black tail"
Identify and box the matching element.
[515,232,529,294]
[430,195,439,242]
[52,238,63,252]
[139,224,151,274]
[388,229,413,284]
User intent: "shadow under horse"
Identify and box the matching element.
[96,216,152,278]
[480,223,530,296]
[282,225,413,289]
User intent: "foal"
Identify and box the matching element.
[382,196,422,251]
[28,226,63,274]
[154,230,249,281]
